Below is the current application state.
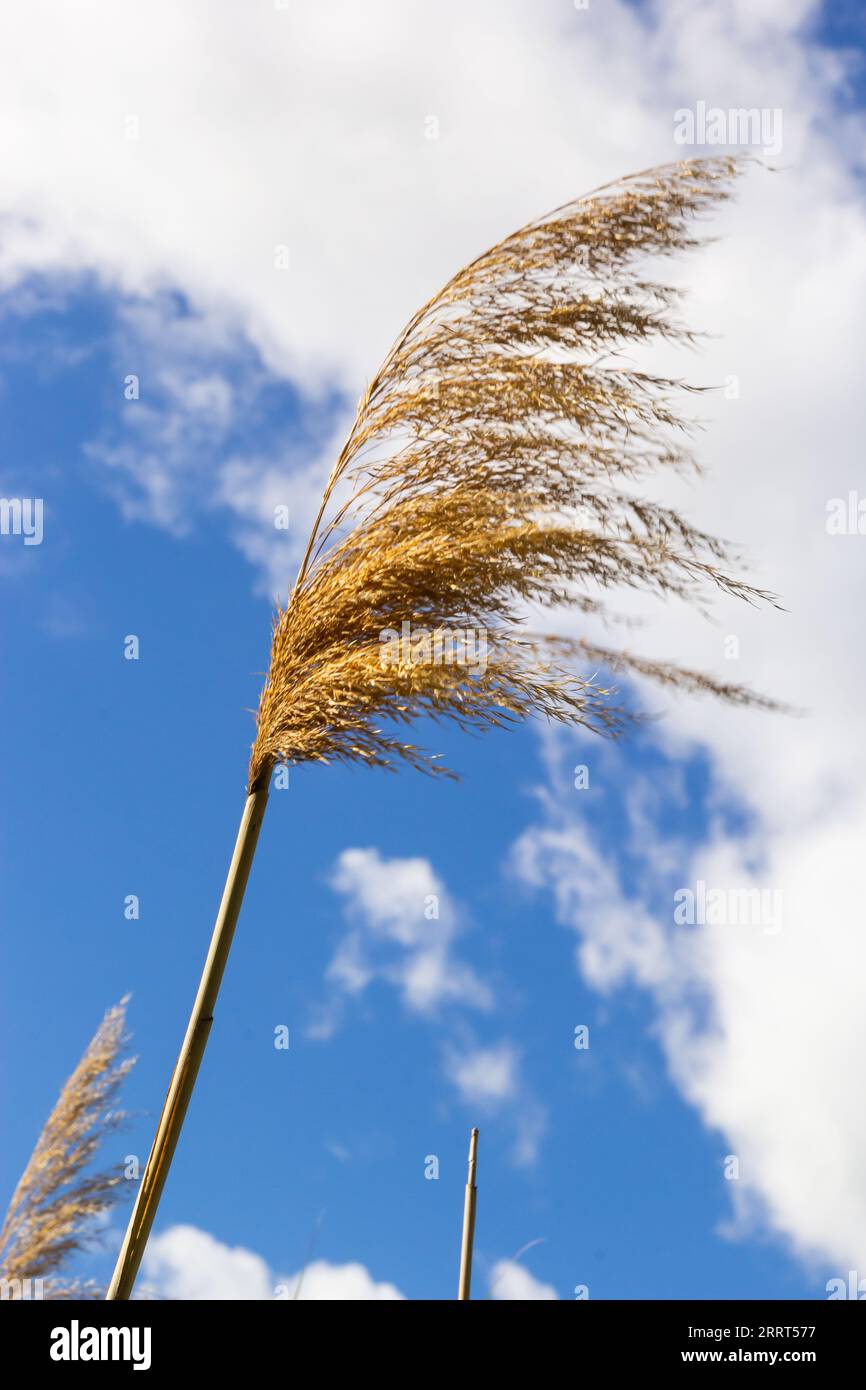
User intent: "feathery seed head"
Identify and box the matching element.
[0,999,134,1299]
[249,157,778,790]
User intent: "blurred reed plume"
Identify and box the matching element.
[109,155,780,1299]
[1,999,134,1299]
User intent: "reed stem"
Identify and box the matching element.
[106,784,270,1300]
[457,1127,478,1300]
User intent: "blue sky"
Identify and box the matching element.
[0,276,832,1302]
[2,1,866,1300]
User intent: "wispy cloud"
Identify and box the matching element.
[316,848,546,1166]
[444,1040,547,1167]
[444,1042,519,1107]
[315,847,492,1031]
[513,746,866,1270]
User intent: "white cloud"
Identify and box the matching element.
[215,450,328,599]
[0,0,668,385]
[445,1042,519,1107]
[83,295,266,537]
[513,819,671,996]
[323,850,545,1164]
[488,1258,558,1301]
[323,847,492,1018]
[142,1224,403,1301]
[287,1259,404,1302]
[443,1041,547,1168]
[513,765,866,1271]
[142,1223,558,1302]
[143,1225,275,1300]
[2,0,862,601]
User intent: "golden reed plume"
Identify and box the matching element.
[1,1000,134,1299]
[108,157,780,1300]
[249,154,776,788]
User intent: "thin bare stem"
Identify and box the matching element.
[458,1128,479,1300]
[106,787,269,1300]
